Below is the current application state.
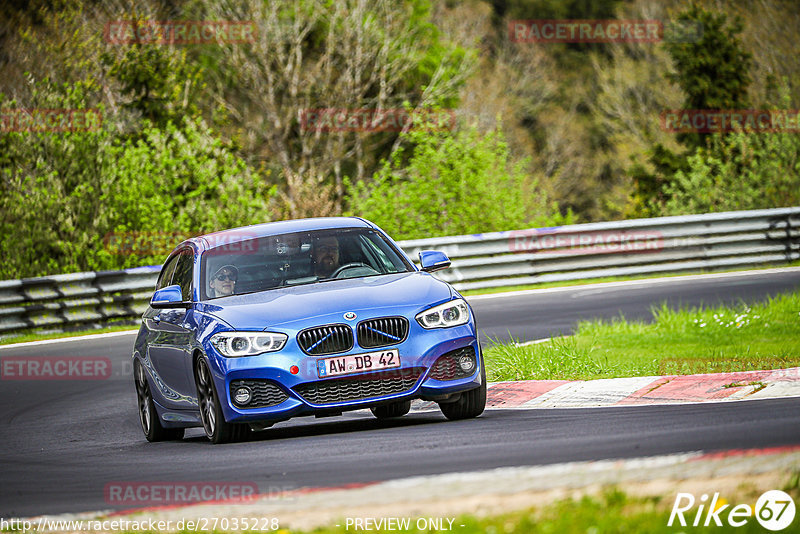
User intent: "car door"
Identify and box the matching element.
[143,248,198,409]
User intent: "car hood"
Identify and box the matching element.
[199,272,453,330]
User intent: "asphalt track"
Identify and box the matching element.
[1,269,799,517]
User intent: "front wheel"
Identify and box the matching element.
[438,364,487,420]
[194,357,249,444]
[134,360,184,442]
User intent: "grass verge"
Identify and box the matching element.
[484,289,800,381]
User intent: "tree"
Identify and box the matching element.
[665,4,752,112]
[196,0,474,218]
[634,2,755,215]
[662,129,800,215]
[0,81,275,278]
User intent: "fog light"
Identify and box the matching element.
[458,353,475,373]
[233,386,252,405]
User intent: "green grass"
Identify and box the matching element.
[460,261,800,297]
[485,290,800,381]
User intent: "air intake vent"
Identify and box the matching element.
[429,347,477,381]
[357,316,409,348]
[297,324,353,355]
[230,379,288,408]
[293,368,423,405]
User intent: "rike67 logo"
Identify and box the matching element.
[669,490,796,530]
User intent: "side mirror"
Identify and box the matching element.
[419,250,451,272]
[150,284,189,309]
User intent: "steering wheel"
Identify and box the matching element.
[330,262,378,278]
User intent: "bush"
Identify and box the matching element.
[0,81,275,279]
[346,120,568,240]
[662,129,800,215]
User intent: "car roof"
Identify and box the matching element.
[184,217,374,253]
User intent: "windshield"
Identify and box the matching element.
[201,228,414,300]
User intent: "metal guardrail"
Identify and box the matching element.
[405,206,800,290]
[0,207,798,334]
[0,266,160,333]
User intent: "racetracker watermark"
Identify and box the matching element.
[509,19,702,43]
[508,229,665,254]
[1,357,111,380]
[0,108,102,133]
[299,108,456,132]
[103,230,260,256]
[104,481,259,506]
[668,490,796,530]
[661,109,800,133]
[1,517,281,532]
[339,517,460,531]
[104,20,256,45]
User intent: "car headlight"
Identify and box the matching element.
[416,299,470,329]
[210,332,287,357]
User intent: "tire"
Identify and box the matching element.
[134,360,185,442]
[370,400,412,419]
[194,357,249,444]
[438,362,487,421]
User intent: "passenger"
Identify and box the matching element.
[209,265,238,297]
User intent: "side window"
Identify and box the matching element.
[360,234,401,273]
[172,249,194,301]
[156,255,180,291]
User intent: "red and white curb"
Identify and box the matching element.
[414,367,800,411]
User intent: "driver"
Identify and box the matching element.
[209,264,238,297]
[312,236,340,278]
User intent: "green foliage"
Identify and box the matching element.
[347,120,569,240]
[101,45,203,128]
[628,143,690,217]
[629,2,760,217]
[664,4,753,155]
[666,4,752,112]
[485,290,800,381]
[2,0,798,282]
[0,81,275,279]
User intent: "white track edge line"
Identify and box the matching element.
[466,266,800,301]
[0,329,139,350]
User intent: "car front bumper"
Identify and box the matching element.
[207,323,483,424]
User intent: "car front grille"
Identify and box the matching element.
[429,347,477,381]
[297,324,354,355]
[357,316,409,348]
[293,368,423,405]
[230,379,289,409]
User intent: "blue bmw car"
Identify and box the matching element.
[133,217,486,443]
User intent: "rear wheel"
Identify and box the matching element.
[438,363,486,420]
[370,400,412,419]
[134,360,184,442]
[194,357,249,444]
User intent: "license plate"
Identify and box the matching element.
[317,349,400,378]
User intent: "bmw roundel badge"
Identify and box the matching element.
[343,312,357,321]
